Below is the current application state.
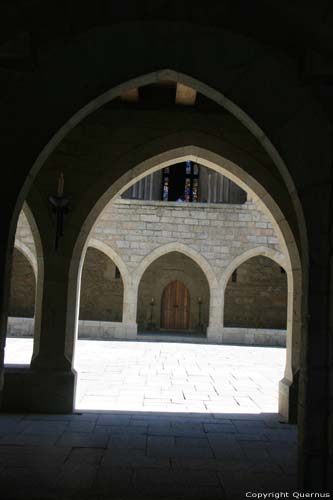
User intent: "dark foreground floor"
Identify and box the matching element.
[0,411,297,500]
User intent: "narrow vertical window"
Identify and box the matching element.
[161,162,200,202]
[162,167,170,201]
[184,161,200,202]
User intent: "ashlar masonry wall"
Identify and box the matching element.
[93,198,283,283]
[10,198,288,345]
[87,197,287,343]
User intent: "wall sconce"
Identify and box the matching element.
[49,173,69,252]
[197,297,203,328]
[149,297,155,330]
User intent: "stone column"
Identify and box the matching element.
[297,186,331,491]
[3,251,77,413]
[328,250,333,491]
[300,260,330,489]
[121,281,138,339]
[278,268,301,423]
[0,228,14,409]
[206,285,224,343]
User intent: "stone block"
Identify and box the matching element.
[3,366,77,413]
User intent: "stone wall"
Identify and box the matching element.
[80,247,124,322]
[224,256,287,329]
[93,198,283,284]
[10,211,37,320]
[12,197,288,337]
[9,248,35,318]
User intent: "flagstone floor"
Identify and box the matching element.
[1,339,297,499]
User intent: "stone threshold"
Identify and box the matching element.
[137,331,207,343]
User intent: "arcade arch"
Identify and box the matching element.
[9,248,36,319]
[0,14,328,487]
[79,246,125,323]
[3,73,306,428]
[63,143,302,422]
[224,255,288,330]
[136,251,211,333]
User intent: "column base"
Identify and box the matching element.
[123,322,138,339]
[206,325,223,343]
[279,372,299,423]
[2,365,77,413]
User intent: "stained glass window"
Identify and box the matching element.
[184,161,200,202]
[192,178,199,202]
[161,162,200,202]
[186,160,192,174]
[162,178,169,201]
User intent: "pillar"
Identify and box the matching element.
[0,224,14,409]
[279,270,301,423]
[121,281,138,339]
[3,251,77,413]
[297,184,332,491]
[206,285,224,342]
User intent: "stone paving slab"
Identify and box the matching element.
[5,339,285,414]
[0,410,297,499]
[1,339,297,498]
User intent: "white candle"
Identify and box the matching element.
[57,173,64,197]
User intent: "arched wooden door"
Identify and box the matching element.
[161,281,190,330]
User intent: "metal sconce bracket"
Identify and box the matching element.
[49,173,69,252]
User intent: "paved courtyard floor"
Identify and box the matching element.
[1,339,297,499]
[74,340,285,414]
[5,339,285,414]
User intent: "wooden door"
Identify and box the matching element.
[161,281,190,330]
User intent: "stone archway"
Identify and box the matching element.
[130,242,217,335]
[2,70,307,426]
[2,70,307,359]
[135,250,211,334]
[9,247,36,320]
[9,204,44,362]
[13,241,37,279]
[80,247,124,323]
[64,144,303,423]
[223,255,288,330]
[219,246,289,327]
[87,239,133,325]
[88,239,130,286]
[220,246,289,289]
[0,20,329,489]
[74,240,137,340]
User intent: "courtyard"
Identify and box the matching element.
[1,339,297,499]
[5,339,285,414]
